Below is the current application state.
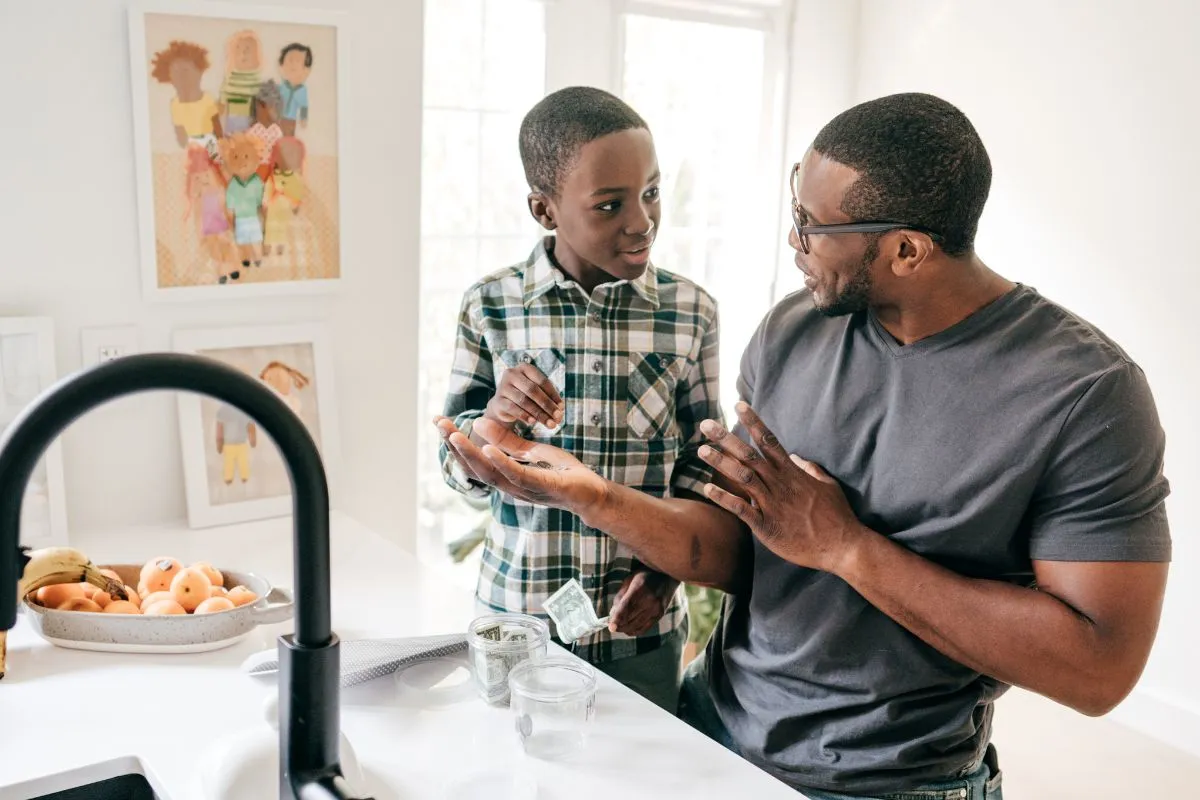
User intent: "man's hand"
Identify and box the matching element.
[608,570,678,636]
[434,416,606,516]
[485,364,564,430]
[699,402,866,575]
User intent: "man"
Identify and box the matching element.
[436,93,1171,800]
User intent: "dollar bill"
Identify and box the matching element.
[543,578,609,643]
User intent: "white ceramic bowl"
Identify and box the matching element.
[21,564,294,653]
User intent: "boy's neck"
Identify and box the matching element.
[546,236,612,296]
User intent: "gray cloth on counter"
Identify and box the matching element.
[245,633,467,687]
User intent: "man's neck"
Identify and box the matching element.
[872,254,1016,346]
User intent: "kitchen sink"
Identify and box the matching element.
[0,756,169,800]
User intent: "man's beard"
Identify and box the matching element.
[815,238,878,317]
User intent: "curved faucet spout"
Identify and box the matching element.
[0,352,368,799]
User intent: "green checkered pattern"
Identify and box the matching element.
[439,237,723,665]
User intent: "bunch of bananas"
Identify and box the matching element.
[1,546,126,680]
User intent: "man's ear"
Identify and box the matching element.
[527,191,556,231]
[890,232,936,278]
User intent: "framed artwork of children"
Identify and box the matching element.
[128,1,347,302]
[172,322,341,528]
[0,317,69,547]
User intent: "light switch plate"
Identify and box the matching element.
[81,325,141,368]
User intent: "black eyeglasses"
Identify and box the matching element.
[789,163,944,255]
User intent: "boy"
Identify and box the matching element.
[437,86,723,712]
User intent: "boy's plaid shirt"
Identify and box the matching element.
[439,238,723,664]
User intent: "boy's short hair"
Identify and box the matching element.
[518,86,648,198]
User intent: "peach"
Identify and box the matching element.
[137,581,149,599]
[79,583,99,599]
[57,597,103,613]
[195,597,235,614]
[142,591,175,609]
[191,561,224,587]
[92,591,113,609]
[170,568,212,613]
[226,586,258,607]
[143,599,186,615]
[104,600,141,614]
[140,557,183,594]
[124,586,141,609]
[210,586,229,599]
[36,584,86,608]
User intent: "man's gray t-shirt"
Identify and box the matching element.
[707,284,1171,794]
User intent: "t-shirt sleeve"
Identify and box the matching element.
[1028,361,1171,562]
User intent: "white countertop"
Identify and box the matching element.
[0,513,798,799]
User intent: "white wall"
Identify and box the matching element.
[0,0,423,547]
[852,0,1200,754]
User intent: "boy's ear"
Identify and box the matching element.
[527,191,556,231]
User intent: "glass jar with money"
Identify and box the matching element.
[508,656,597,759]
[467,613,550,705]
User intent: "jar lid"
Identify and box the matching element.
[507,656,596,703]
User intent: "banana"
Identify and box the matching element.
[0,546,127,681]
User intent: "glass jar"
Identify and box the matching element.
[467,612,550,705]
[507,656,597,759]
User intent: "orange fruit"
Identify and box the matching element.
[100,568,122,583]
[210,586,229,599]
[123,585,141,609]
[92,591,113,609]
[226,586,258,607]
[57,597,103,613]
[104,600,141,614]
[191,561,224,587]
[142,591,175,609]
[139,557,183,594]
[195,597,235,614]
[36,584,86,608]
[143,599,186,615]
[170,568,212,613]
[79,583,99,599]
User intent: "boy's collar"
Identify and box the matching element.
[523,236,659,308]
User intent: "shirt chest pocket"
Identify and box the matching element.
[627,352,686,440]
[498,348,567,437]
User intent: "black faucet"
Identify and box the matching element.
[0,352,371,800]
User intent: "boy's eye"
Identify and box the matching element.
[596,200,619,213]
[644,186,660,201]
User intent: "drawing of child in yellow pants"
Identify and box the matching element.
[216,403,257,483]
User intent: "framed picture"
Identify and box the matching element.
[0,317,69,547]
[173,322,341,528]
[128,1,348,301]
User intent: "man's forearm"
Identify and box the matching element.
[580,485,749,592]
[836,529,1157,715]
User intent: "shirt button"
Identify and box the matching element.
[590,412,602,425]
[660,355,674,367]
[589,311,601,323]
[521,354,532,364]
[592,359,603,372]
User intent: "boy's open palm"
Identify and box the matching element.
[485,363,564,430]
[435,416,605,514]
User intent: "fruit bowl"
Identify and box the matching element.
[21,564,294,654]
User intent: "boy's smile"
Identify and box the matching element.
[531,128,661,293]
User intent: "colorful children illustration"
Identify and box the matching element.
[263,137,306,256]
[277,43,312,137]
[184,147,241,284]
[219,133,266,268]
[220,30,264,135]
[247,79,285,174]
[259,361,309,416]
[150,40,222,148]
[215,403,257,484]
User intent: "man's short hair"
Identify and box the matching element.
[812,93,992,256]
[519,86,648,197]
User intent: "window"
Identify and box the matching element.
[417,0,547,571]
[619,3,787,417]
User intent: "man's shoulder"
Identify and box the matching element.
[1005,285,1139,377]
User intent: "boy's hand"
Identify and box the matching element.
[434,416,606,516]
[484,364,564,430]
[608,570,679,636]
